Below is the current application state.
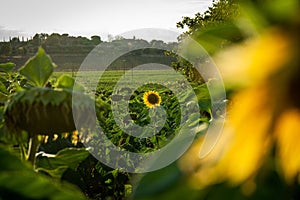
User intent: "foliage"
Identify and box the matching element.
[0,145,87,200]
[3,48,95,141]
[0,48,94,199]
[5,0,296,199]
[0,62,15,73]
[177,0,243,50]
[132,163,183,199]
[177,0,240,36]
[0,34,178,71]
[36,148,90,179]
[172,0,243,83]
[0,44,211,199]
[19,47,54,87]
[133,0,300,199]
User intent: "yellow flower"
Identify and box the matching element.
[275,109,300,183]
[180,84,273,187]
[143,91,162,109]
[214,28,291,89]
[180,26,300,191]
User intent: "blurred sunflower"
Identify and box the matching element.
[143,91,162,109]
[179,0,300,195]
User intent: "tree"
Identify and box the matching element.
[91,35,102,45]
[173,0,241,83]
[32,33,41,46]
[0,43,12,56]
[177,0,240,39]
[150,40,165,48]
[44,33,60,46]
[176,0,243,52]
[114,35,125,40]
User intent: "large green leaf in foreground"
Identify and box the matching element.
[19,47,54,87]
[36,148,90,179]
[0,146,87,200]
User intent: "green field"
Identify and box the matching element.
[55,69,191,93]
[0,47,213,199]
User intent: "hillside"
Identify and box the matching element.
[0,33,178,71]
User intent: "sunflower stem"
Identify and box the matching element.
[27,135,40,166]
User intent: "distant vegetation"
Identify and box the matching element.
[0,33,177,71]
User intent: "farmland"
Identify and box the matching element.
[51,67,211,198]
[2,0,299,199]
[55,69,191,91]
[1,48,211,198]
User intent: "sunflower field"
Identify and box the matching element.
[0,45,211,199]
[1,0,300,199]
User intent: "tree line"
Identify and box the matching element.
[0,33,177,71]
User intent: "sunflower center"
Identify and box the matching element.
[147,94,159,104]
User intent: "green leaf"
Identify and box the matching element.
[55,75,74,89]
[0,62,15,73]
[0,92,8,103]
[132,163,204,200]
[0,81,8,95]
[19,47,55,87]
[186,22,243,55]
[54,75,85,92]
[0,146,87,200]
[36,148,89,179]
[132,163,182,198]
[194,84,211,113]
[265,0,299,21]
[38,166,70,179]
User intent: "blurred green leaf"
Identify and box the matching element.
[0,81,8,95]
[194,84,211,114]
[55,75,74,89]
[132,163,182,198]
[265,0,299,21]
[132,163,202,200]
[0,62,15,73]
[19,47,54,87]
[36,148,89,179]
[189,22,242,55]
[238,0,269,34]
[0,146,87,200]
[54,75,85,92]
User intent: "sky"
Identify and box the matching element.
[0,0,212,42]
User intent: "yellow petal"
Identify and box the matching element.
[216,85,273,184]
[275,109,300,183]
[180,84,273,187]
[214,28,291,88]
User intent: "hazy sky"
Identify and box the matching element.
[0,0,212,41]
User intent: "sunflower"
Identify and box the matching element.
[179,25,300,191]
[143,91,162,108]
